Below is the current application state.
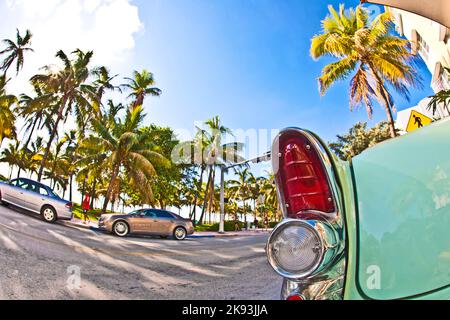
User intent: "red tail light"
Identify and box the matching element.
[65,202,73,209]
[274,129,335,220]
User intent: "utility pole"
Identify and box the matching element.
[218,151,271,234]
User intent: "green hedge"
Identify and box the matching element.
[195,221,245,232]
[72,204,113,221]
[195,220,280,232]
[256,221,279,229]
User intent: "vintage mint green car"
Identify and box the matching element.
[266,118,450,300]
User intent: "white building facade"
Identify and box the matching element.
[388,7,450,93]
[387,7,450,127]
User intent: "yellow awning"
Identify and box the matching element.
[361,0,450,28]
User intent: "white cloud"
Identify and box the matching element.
[1,0,143,95]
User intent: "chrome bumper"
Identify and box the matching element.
[280,256,346,300]
[58,209,73,220]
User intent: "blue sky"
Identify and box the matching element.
[0,0,434,148]
[128,0,434,146]
[0,0,436,189]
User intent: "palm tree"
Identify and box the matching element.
[26,137,44,179]
[310,5,421,138]
[122,70,162,110]
[79,105,170,214]
[0,75,17,149]
[77,66,122,134]
[92,66,121,105]
[15,85,55,178]
[228,167,255,221]
[76,100,124,207]
[428,68,450,117]
[0,141,22,180]
[76,149,107,209]
[175,129,210,222]
[63,131,78,202]
[197,116,245,224]
[0,29,33,75]
[31,49,94,182]
[44,133,76,190]
[261,173,281,221]
[251,176,268,218]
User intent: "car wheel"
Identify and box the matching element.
[173,227,187,241]
[42,206,57,223]
[113,221,129,237]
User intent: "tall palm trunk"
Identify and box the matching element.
[69,175,73,202]
[102,163,120,214]
[49,157,59,186]
[17,117,39,179]
[198,166,213,225]
[90,179,96,209]
[8,166,13,181]
[379,90,397,138]
[38,99,66,182]
[190,165,204,221]
[368,64,397,138]
[207,167,216,223]
[80,176,87,203]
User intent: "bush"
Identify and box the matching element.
[254,221,280,229]
[195,220,280,232]
[72,204,110,222]
[269,221,279,228]
[195,221,244,232]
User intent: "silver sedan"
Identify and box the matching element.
[0,178,73,223]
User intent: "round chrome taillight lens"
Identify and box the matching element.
[267,219,324,280]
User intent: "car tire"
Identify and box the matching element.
[113,221,129,237]
[41,206,57,223]
[173,227,187,241]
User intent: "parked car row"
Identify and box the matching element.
[0,177,194,241]
[99,209,195,240]
[0,178,73,223]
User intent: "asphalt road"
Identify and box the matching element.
[0,204,281,300]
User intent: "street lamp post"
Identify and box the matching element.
[219,164,226,234]
[218,151,271,234]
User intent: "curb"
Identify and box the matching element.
[188,232,270,238]
[57,220,100,232]
[58,220,271,238]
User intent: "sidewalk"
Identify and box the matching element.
[57,218,99,231]
[58,218,272,238]
[189,229,273,238]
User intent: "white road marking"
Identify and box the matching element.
[0,229,21,252]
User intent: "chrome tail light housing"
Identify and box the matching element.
[267,128,347,300]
